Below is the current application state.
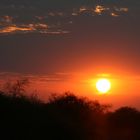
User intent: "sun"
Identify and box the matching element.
[96,79,111,94]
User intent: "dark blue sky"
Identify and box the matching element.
[0,0,139,78]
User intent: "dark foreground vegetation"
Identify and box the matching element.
[0,80,140,140]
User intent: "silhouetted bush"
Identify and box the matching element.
[107,107,140,140]
[0,83,140,140]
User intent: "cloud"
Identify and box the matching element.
[111,13,119,17]
[0,72,72,93]
[0,72,71,83]
[94,5,108,14]
[0,2,131,35]
[0,21,69,35]
[1,15,13,23]
[0,25,35,34]
[0,13,71,35]
[76,5,128,17]
[115,7,129,12]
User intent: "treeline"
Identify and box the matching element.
[0,79,140,140]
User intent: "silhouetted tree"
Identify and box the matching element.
[0,84,140,140]
[3,78,29,97]
[108,107,140,140]
[47,93,110,140]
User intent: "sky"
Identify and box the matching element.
[0,0,140,109]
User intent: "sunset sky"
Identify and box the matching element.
[0,0,140,109]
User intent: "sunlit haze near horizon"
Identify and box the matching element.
[0,0,140,109]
